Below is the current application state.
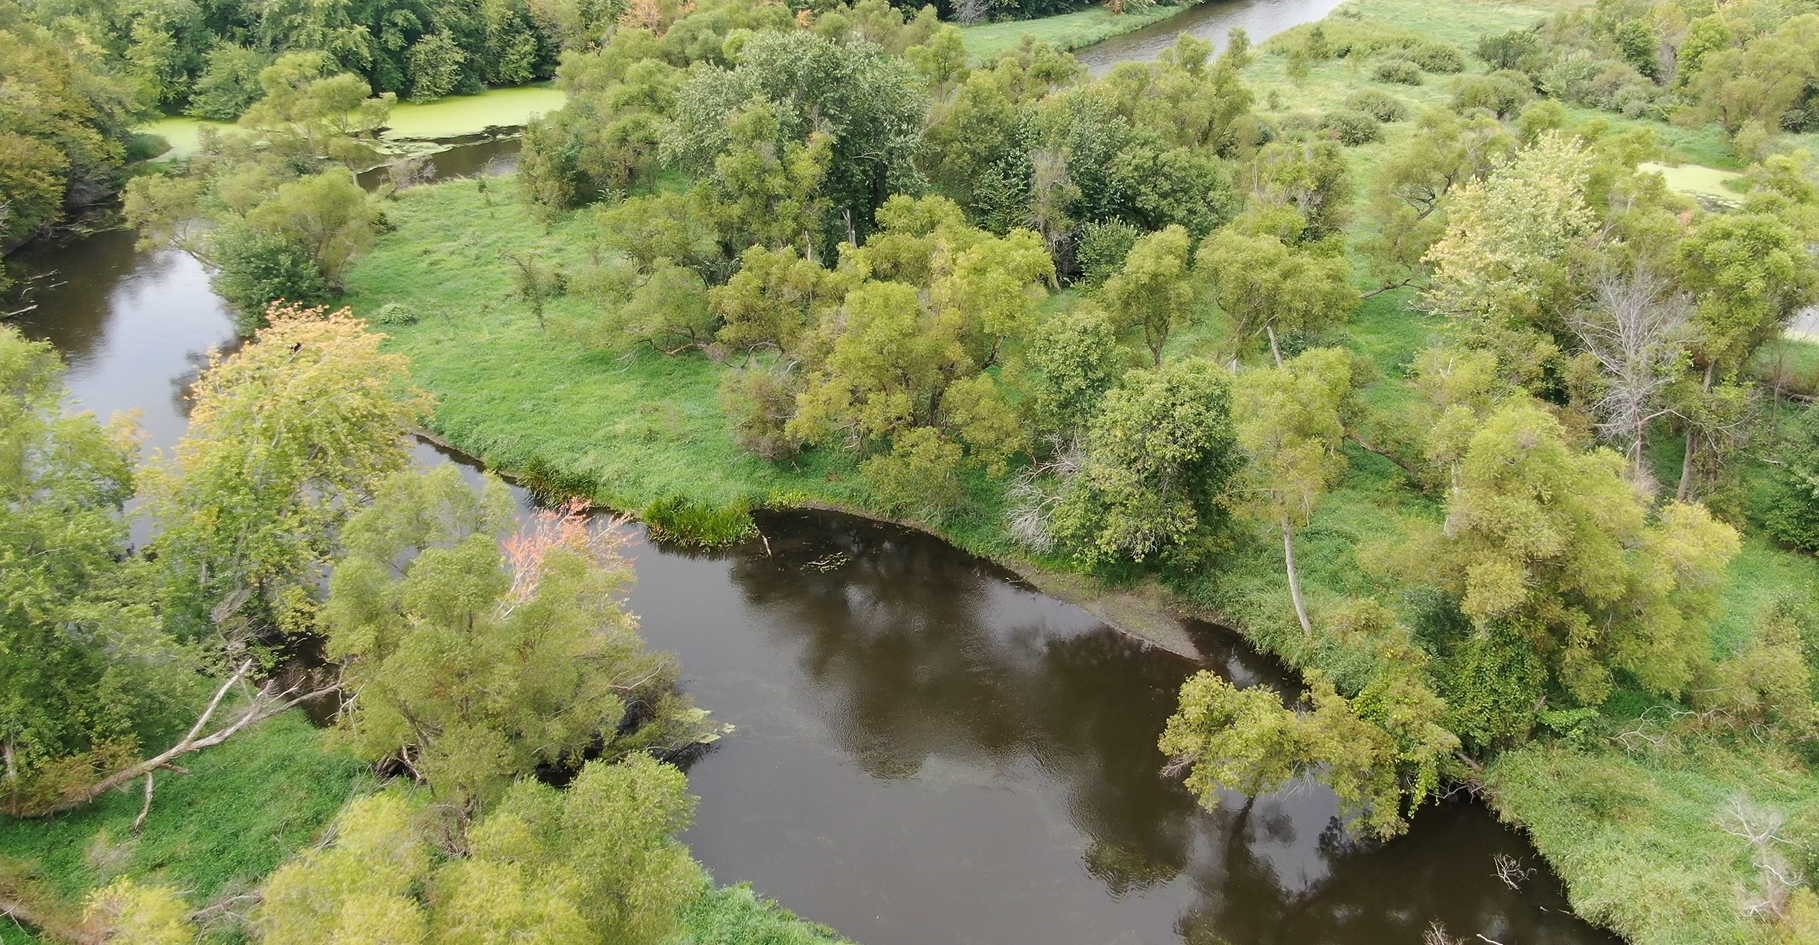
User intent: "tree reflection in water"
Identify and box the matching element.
[678,511,1617,945]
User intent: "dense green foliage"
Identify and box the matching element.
[0,0,144,253]
[0,330,199,811]
[327,466,719,816]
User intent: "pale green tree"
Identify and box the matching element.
[1423,131,1596,339]
[238,52,395,167]
[698,102,833,259]
[1197,222,1356,365]
[241,170,383,290]
[144,305,430,644]
[1232,349,1354,634]
[326,466,715,815]
[0,329,197,806]
[1022,303,1129,440]
[710,244,844,356]
[1420,400,1741,710]
[1158,672,1405,839]
[81,879,199,945]
[257,794,430,945]
[434,756,703,945]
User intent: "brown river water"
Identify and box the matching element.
[2,8,1622,941]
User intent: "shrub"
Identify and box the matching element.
[1372,58,1423,85]
[1319,110,1383,145]
[1074,220,1140,288]
[861,427,964,516]
[1450,70,1535,118]
[372,302,419,326]
[1407,41,1464,73]
[719,367,801,462]
[643,495,759,547]
[1475,27,1543,72]
[210,223,332,327]
[1343,88,1408,122]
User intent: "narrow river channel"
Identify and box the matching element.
[2,5,1624,941]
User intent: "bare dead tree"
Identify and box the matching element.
[1569,264,1691,484]
[6,661,338,819]
[1492,852,1534,890]
[955,0,990,24]
[1719,794,1804,918]
[1423,920,1463,945]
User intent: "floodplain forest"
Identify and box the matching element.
[10,0,1819,941]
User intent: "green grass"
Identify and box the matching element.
[347,181,863,510]
[0,712,365,923]
[958,3,1185,61]
[680,882,854,944]
[346,180,1036,559]
[1488,741,1819,945]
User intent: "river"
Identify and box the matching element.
[1073,0,1347,73]
[1,8,1620,943]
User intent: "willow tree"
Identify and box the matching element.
[784,199,1052,512]
[143,304,430,645]
[1422,130,1596,361]
[1197,221,1355,366]
[326,466,717,816]
[1232,349,1354,634]
[1159,672,1405,839]
[1099,224,1194,367]
[255,758,702,945]
[1421,400,1740,718]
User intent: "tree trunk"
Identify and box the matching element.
[1676,429,1696,502]
[0,893,99,945]
[1266,325,1284,368]
[1677,362,1716,502]
[5,662,335,819]
[1283,516,1313,635]
[1345,431,1419,478]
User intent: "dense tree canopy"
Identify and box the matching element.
[0,329,197,806]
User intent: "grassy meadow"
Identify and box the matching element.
[332,0,1819,942]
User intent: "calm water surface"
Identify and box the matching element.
[6,130,1620,945]
[1073,0,1349,74]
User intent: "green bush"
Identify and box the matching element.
[1319,110,1383,145]
[1342,89,1408,122]
[1372,58,1423,85]
[1074,220,1141,288]
[210,223,332,328]
[1450,70,1535,118]
[372,302,420,326]
[1407,40,1464,73]
[1760,407,1819,551]
[644,494,759,547]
